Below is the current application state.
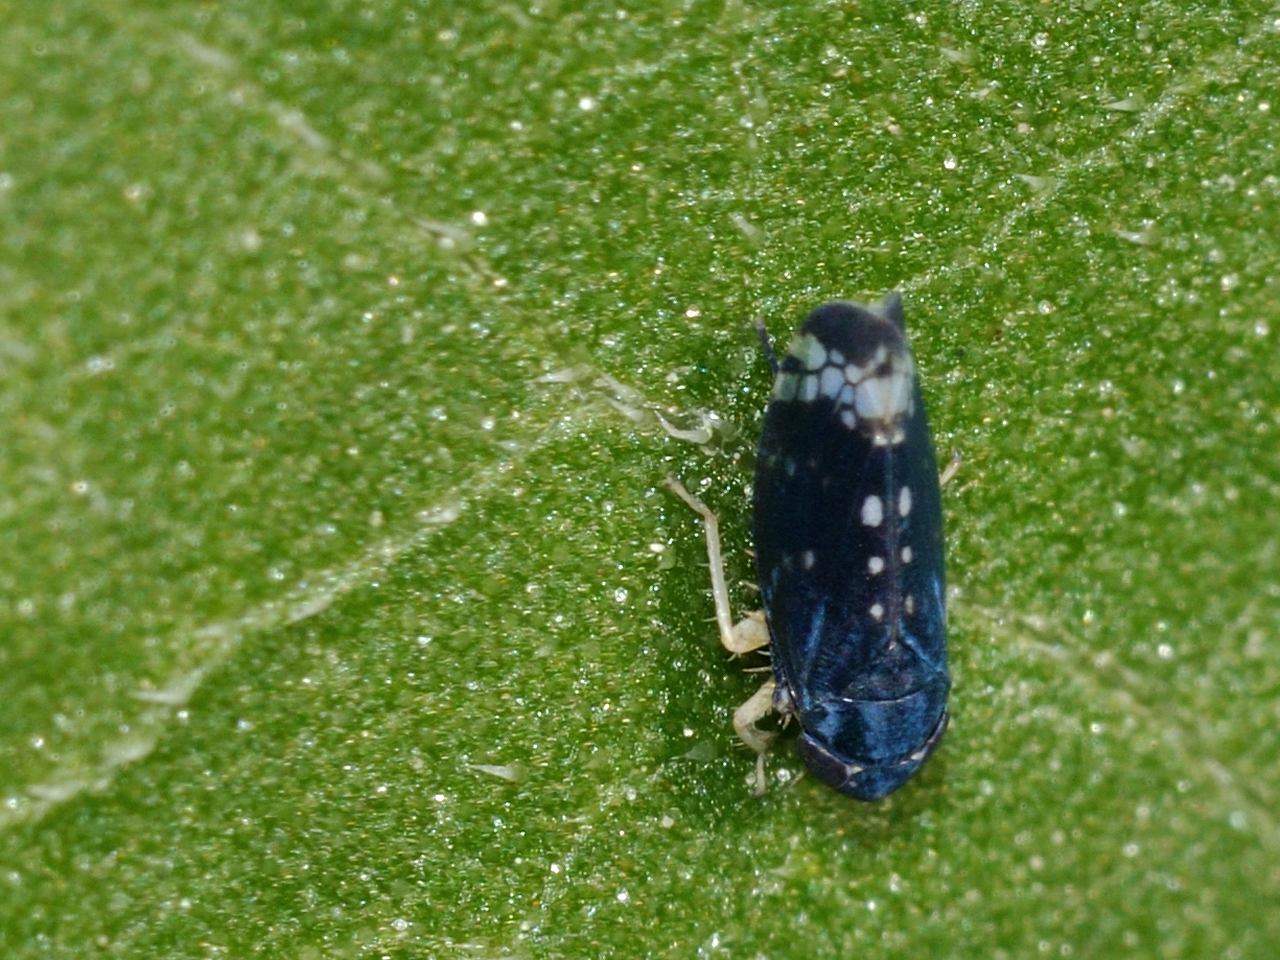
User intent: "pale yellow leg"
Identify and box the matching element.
[939,449,962,488]
[666,476,780,793]
[733,678,778,755]
[734,679,778,795]
[724,610,770,655]
[663,477,770,655]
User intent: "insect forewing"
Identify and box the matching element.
[753,296,948,790]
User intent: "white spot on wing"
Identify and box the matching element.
[901,546,912,563]
[861,495,883,527]
[899,486,912,517]
[802,550,815,570]
[799,374,819,402]
[868,556,884,574]
[869,603,884,621]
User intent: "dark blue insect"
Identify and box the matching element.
[754,292,949,799]
[667,292,948,800]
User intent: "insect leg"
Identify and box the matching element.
[734,679,778,795]
[663,476,770,655]
[939,449,962,488]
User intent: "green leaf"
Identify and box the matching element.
[3,1,1277,956]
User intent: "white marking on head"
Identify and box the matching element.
[867,556,884,575]
[819,365,844,399]
[869,603,884,621]
[802,549,815,570]
[853,369,912,422]
[793,334,828,371]
[898,486,912,517]
[773,371,799,401]
[901,546,912,563]
[861,495,883,527]
[799,374,819,402]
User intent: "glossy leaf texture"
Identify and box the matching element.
[2,2,1278,957]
